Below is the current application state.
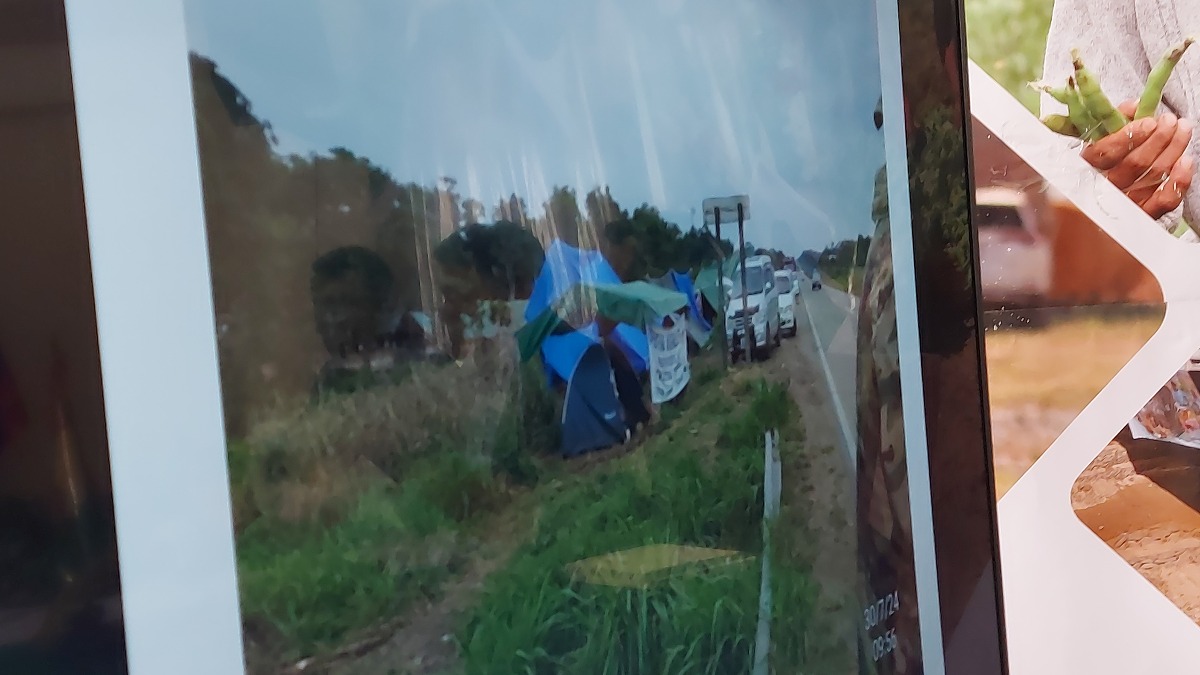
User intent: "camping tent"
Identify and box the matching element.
[520,241,689,457]
[518,280,690,361]
[552,332,629,457]
[649,270,712,346]
[524,240,651,384]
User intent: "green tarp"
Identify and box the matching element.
[695,263,728,310]
[515,305,567,362]
[562,281,688,328]
[515,281,688,362]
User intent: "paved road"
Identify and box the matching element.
[794,284,857,464]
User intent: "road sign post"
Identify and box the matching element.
[737,204,750,357]
[712,208,728,368]
[703,196,751,363]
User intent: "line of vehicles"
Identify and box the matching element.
[722,254,822,362]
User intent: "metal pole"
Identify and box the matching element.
[753,428,781,675]
[848,238,860,310]
[714,208,728,368]
[737,203,750,357]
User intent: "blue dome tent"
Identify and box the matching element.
[525,241,649,382]
[521,241,655,457]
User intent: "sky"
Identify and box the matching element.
[183,0,886,256]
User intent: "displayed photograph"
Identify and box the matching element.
[1072,355,1200,625]
[965,1,1200,668]
[963,0,1184,497]
[967,0,1199,240]
[178,0,912,673]
[969,107,1167,495]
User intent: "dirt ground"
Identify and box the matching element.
[988,405,1081,498]
[984,313,1200,623]
[762,325,859,673]
[1072,428,1200,625]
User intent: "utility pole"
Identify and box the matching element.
[737,203,750,357]
[703,196,750,365]
[714,207,728,368]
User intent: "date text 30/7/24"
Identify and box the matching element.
[864,591,901,663]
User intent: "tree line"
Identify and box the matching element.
[191,54,731,434]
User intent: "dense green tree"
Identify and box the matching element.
[541,186,584,247]
[191,53,743,428]
[310,246,396,356]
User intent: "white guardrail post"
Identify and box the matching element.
[753,429,782,674]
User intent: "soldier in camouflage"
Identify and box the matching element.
[855,0,986,667]
[855,144,922,674]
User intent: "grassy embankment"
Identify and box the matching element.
[815,262,865,295]
[226,339,831,673]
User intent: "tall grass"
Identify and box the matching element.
[230,341,520,529]
[229,340,822,672]
[458,375,819,674]
[236,486,459,650]
[229,339,528,660]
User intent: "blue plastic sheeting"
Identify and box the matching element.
[525,240,649,383]
[526,240,623,321]
[668,270,712,333]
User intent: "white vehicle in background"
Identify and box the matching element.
[725,255,781,361]
[974,186,1050,308]
[774,270,798,337]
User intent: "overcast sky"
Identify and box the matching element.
[183,0,885,255]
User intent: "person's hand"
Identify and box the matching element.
[1080,100,1195,219]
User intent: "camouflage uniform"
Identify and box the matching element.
[855,164,922,675]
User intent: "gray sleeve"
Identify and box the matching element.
[1040,0,1188,233]
[1040,0,1149,116]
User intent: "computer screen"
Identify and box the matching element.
[0,0,1005,673]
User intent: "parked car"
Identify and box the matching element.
[774,270,798,337]
[725,255,781,361]
[974,186,1050,309]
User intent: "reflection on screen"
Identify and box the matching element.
[0,2,128,673]
[178,0,997,672]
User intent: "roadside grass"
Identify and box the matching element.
[457,371,824,674]
[814,265,864,294]
[228,336,560,665]
[227,341,823,674]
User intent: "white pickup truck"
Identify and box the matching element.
[725,255,782,361]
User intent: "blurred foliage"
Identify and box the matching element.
[191,53,735,433]
[965,0,1054,113]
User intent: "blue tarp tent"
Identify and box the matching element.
[651,270,712,346]
[525,240,650,385]
[524,240,651,457]
[669,271,711,331]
